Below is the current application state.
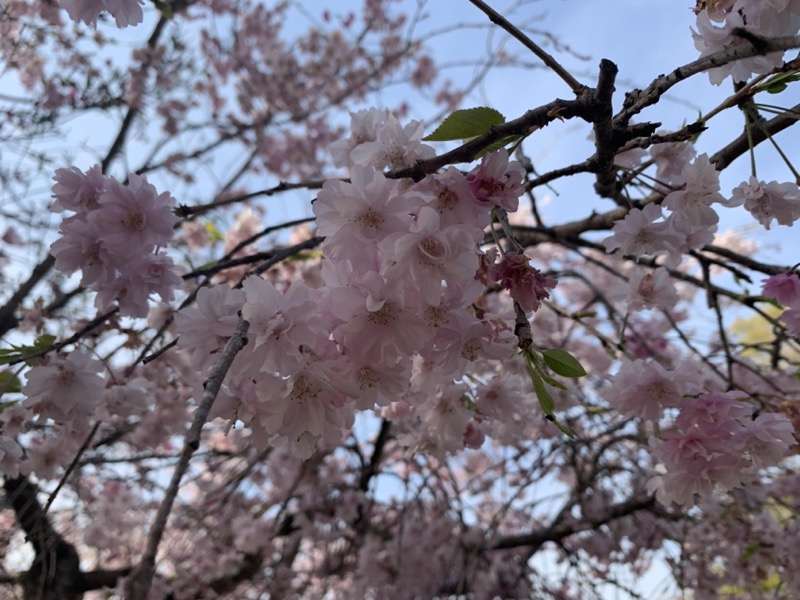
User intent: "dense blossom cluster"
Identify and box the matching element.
[693,0,800,83]
[59,0,144,27]
[174,111,553,460]
[4,1,800,598]
[763,270,800,335]
[50,166,181,318]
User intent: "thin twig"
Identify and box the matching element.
[467,0,584,93]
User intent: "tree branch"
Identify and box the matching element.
[124,316,251,600]
[616,35,800,125]
[467,0,585,93]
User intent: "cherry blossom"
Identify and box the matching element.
[729,176,800,229]
[21,349,105,426]
[762,271,800,307]
[662,153,725,227]
[603,203,685,260]
[465,148,526,213]
[489,251,557,313]
[5,3,800,599]
[59,0,144,28]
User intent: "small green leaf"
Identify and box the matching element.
[0,335,56,366]
[523,349,575,438]
[423,107,505,142]
[31,334,56,352]
[553,419,576,439]
[539,373,567,390]
[530,369,555,415]
[152,0,174,19]
[204,221,224,244]
[757,70,800,94]
[0,354,21,366]
[542,349,586,378]
[0,372,21,394]
[767,82,788,94]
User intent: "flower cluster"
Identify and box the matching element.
[59,0,145,28]
[762,271,800,336]
[175,114,539,458]
[330,108,435,171]
[50,166,181,318]
[604,153,727,266]
[692,0,800,84]
[649,391,795,505]
[604,149,800,271]
[729,177,800,230]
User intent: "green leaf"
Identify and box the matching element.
[0,372,21,394]
[539,371,567,390]
[423,107,505,142]
[758,70,800,94]
[542,349,587,378]
[31,334,56,352]
[530,368,555,415]
[204,221,224,244]
[152,0,174,19]
[552,418,576,439]
[0,334,56,366]
[0,353,21,366]
[523,351,555,413]
[767,82,788,94]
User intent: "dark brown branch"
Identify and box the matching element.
[124,317,250,600]
[591,59,620,199]
[389,96,589,181]
[183,236,323,279]
[3,475,131,599]
[358,419,392,492]
[616,35,800,125]
[101,16,169,174]
[490,494,656,551]
[0,254,55,337]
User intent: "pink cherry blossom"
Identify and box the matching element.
[662,153,725,227]
[465,149,525,213]
[379,206,480,307]
[617,266,680,312]
[649,139,696,187]
[604,359,703,421]
[762,271,800,308]
[22,349,105,425]
[51,165,105,213]
[348,113,434,170]
[489,252,557,313]
[781,307,800,336]
[174,284,246,373]
[729,177,800,230]
[603,203,685,259]
[314,166,410,270]
[60,0,144,28]
[692,10,785,84]
[91,175,178,259]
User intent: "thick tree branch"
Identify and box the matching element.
[390,96,589,181]
[0,255,55,337]
[591,59,621,199]
[124,316,250,600]
[3,475,131,599]
[616,35,800,125]
[490,494,656,551]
